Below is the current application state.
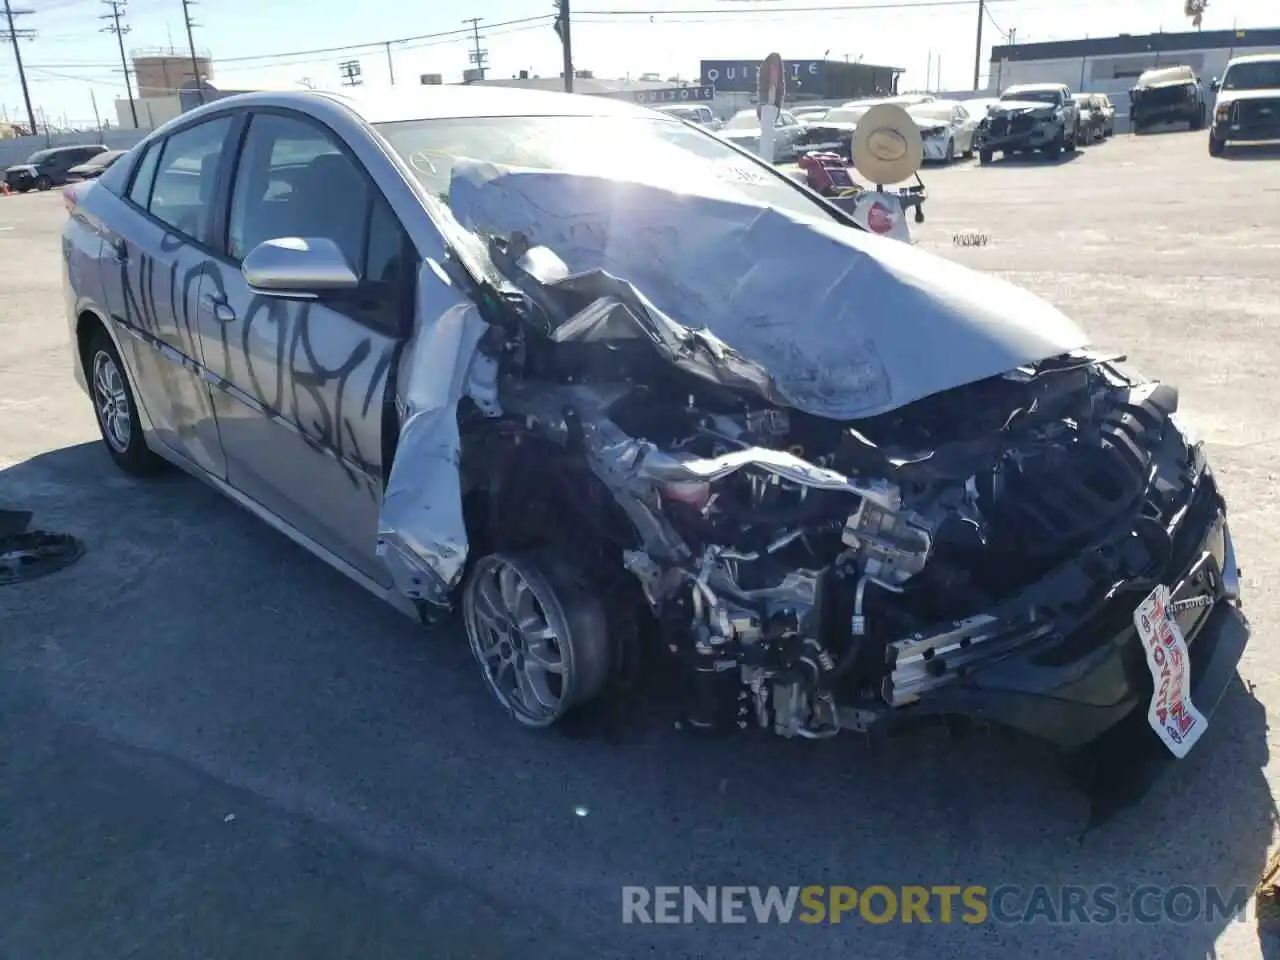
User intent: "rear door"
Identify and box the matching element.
[198,108,412,582]
[99,115,237,477]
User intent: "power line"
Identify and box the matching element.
[2,0,38,136]
[99,0,135,126]
[576,0,1011,14]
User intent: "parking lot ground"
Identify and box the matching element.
[3,129,1280,960]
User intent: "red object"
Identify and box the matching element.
[867,202,894,234]
[756,52,785,117]
[797,152,855,196]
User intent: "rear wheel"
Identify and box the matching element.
[85,326,165,476]
[978,148,993,164]
[35,174,52,191]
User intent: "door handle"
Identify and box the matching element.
[201,293,237,323]
[110,239,127,264]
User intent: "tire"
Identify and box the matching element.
[85,326,165,476]
[462,549,612,729]
[1190,107,1205,132]
[978,148,993,164]
[1065,126,1078,152]
[947,137,956,162]
[35,174,52,191]
[1208,133,1226,157]
[1042,135,1062,160]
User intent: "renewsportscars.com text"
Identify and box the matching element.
[621,885,1253,925]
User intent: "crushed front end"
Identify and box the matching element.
[381,161,1247,754]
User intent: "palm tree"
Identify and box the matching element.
[1184,0,1208,30]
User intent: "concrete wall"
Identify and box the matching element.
[0,127,147,167]
[115,96,183,130]
[134,54,213,99]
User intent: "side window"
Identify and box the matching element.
[228,112,369,269]
[127,141,161,208]
[148,115,233,241]
[229,111,412,332]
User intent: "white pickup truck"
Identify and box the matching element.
[1208,53,1280,156]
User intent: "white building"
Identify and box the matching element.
[987,26,1280,124]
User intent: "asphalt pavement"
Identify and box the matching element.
[3,129,1280,960]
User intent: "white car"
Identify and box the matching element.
[718,108,806,162]
[908,100,979,161]
[655,104,722,132]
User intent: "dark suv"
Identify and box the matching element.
[4,144,108,192]
[1129,65,1206,132]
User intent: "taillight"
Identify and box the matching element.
[61,183,77,215]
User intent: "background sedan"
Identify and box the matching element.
[718,107,806,161]
[908,101,979,161]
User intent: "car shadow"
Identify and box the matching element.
[3,440,1276,959]
[982,149,1085,167]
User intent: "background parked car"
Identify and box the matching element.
[978,84,1081,163]
[1073,94,1107,143]
[1129,64,1206,132]
[5,144,107,192]
[1208,53,1280,157]
[791,105,831,123]
[654,104,722,131]
[718,107,806,161]
[1090,93,1117,137]
[66,149,126,182]
[907,100,978,161]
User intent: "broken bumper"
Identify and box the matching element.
[892,512,1247,751]
[980,121,1059,152]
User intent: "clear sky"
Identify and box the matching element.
[3,0,1276,128]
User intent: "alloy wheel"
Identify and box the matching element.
[92,349,131,453]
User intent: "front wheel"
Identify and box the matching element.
[978,148,993,164]
[1209,133,1227,157]
[35,174,52,191]
[1065,127,1078,152]
[85,326,165,476]
[462,550,612,729]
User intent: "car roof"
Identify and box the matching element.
[1004,83,1062,93]
[195,85,659,125]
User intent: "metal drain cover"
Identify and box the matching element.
[0,531,85,585]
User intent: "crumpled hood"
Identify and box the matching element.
[447,159,1088,420]
[5,164,36,175]
[989,100,1055,115]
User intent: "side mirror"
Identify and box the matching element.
[241,237,359,298]
[1210,78,1221,92]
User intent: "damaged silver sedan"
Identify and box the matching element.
[61,86,1248,760]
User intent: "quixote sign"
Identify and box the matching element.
[631,85,715,104]
[699,59,826,94]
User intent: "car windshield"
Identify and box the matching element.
[1222,60,1280,91]
[81,151,117,168]
[908,103,953,122]
[375,115,840,224]
[659,107,700,121]
[824,105,873,124]
[1002,89,1060,105]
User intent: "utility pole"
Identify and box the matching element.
[101,0,137,128]
[972,0,983,90]
[553,0,573,93]
[384,40,394,84]
[463,17,487,80]
[180,0,203,105]
[2,0,37,138]
[90,87,102,133]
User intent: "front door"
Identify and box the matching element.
[99,115,233,478]
[198,109,413,583]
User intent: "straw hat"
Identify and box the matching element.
[850,103,924,186]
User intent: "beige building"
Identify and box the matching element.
[115,48,214,129]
